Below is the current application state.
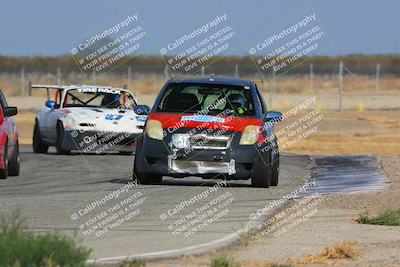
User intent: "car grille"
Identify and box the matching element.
[171,133,232,150]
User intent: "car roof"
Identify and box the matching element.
[168,76,256,87]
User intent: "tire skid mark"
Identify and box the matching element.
[303,154,389,195]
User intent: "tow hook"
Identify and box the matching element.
[213,155,223,161]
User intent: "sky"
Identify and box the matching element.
[0,0,399,56]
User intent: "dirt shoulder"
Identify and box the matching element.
[145,155,400,267]
[12,105,400,266]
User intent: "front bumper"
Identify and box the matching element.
[136,129,266,180]
[61,130,141,153]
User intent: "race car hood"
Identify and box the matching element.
[62,107,146,131]
[148,113,263,133]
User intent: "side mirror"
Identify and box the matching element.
[45,100,58,110]
[134,104,150,115]
[265,111,283,122]
[4,107,18,117]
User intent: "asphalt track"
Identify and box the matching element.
[0,146,388,263]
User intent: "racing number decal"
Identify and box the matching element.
[105,114,123,121]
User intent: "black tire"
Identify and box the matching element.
[8,142,20,176]
[56,122,70,155]
[0,142,8,179]
[133,136,162,185]
[32,121,49,153]
[251,150,272,188]
[271,150,279,186]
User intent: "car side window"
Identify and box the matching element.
[254,85,266,114]
[0,91,8,112]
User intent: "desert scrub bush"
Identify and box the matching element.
[357,210,400,226]
[118,259,146,267]
[210,254,241,267]
[0,212,91,267]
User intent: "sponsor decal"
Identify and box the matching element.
[135,115,147,122]
[105,114,123,120]
[181,115,225,123]
[77,87,121,94]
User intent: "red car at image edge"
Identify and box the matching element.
[0,90,20,179]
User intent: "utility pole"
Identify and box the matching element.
[338,61,343,112]
[376,63,381,92]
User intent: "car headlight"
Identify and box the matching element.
[239,125,259,145]
[62,115,77,129]
[146,119,163,140]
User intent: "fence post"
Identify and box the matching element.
[57,67,61,85]
[310,63,314,93]
[29,81,32,96]
[235,64,239,78]
[20,67,25,96]
[269,68,275,107]
[376,63,381,92]
[128,66,132,90]
[338,61,343,111]
[92,68,96,85]
[164,64,169,80]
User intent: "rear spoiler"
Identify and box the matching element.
[28,82,68,99]
[28,82,130,98]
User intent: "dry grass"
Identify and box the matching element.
[1,72,400,97]
[288,240,360,264]
[13,110,400,156]
[285,110,400,155]
[0,72,167,97]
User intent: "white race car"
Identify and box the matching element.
[30,84,149,154]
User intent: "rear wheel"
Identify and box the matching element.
[8,142,20,176]
[0,142,8,179]
[56,122,70,155]
[251,150,272,188]
[133,136,162,185]
[32,121,48,153]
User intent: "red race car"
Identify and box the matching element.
[0,90,20,179]
[133,77,282,187]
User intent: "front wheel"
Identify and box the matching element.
[133,160,162,185]
[132,136,162,185]
[251,150,272,188]
[32,121,48,153]
[56,122,70,155]
[271,151,279,186]
[8,142,20,176]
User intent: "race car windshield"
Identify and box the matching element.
[63,88,137,109]
[157,83,255,116]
